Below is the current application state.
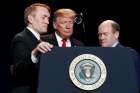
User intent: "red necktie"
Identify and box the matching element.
[61,39,67,47]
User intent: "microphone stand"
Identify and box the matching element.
[74,12,87,44]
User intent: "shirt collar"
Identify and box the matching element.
[112,41,119,47]
[55,32,71,47]
[27,26,40,40]
[55,32,63,42]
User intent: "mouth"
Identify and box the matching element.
[64,30,71,33]
[100,40,106,44]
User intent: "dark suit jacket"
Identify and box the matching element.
[115,43,124,47]
[41,33,84,46]
[11,28,39,93]
[116,43,140,91]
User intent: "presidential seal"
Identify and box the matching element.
[69,54,107,90]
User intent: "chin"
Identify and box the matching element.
[41,31,47,34]
[102,44,108,47]
[64,33,72,37]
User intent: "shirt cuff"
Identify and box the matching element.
[31,53,38,63]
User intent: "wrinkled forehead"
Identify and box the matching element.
[36,6,50,13]
[57,13,75,18]
[54,9,76,18]
[98,23,113,33]
[55,16,74,22]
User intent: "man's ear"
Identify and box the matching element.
[53,22,57,29]
[28,15,33,24]
[115,31,119,39]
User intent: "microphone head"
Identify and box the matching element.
[74,12,83,24]
[80,12,83,16]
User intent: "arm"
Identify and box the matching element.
[10,38,36,79]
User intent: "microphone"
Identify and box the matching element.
[74,12,83,24]
[74,12,86,33]
[79,12,83,17]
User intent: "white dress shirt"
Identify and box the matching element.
[55,32,71,47]
[112,41,119,47]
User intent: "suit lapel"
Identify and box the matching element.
[51,33,59,46]
[116,43,124,47]
[24,28,40,49]
[70,38,75,47]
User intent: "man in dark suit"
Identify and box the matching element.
[41,8,84,47]
[98,20,140,92]
[10,3,53,93]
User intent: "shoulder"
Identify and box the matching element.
[116,43,124,47]
[41,33,56,42]
[12,31,26,42]
[116,43,139,57]
[13,29,33,41]
[123,46,140,60]
[129,48,139,57]
[71,37,84,46]
[41,33,54,41]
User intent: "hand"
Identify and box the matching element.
[32,41,53,57]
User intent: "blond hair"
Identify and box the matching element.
[53,8,76,21]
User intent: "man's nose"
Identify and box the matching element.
[66,23,72,29]
[100,34,105,39]
[44,18,49,24]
